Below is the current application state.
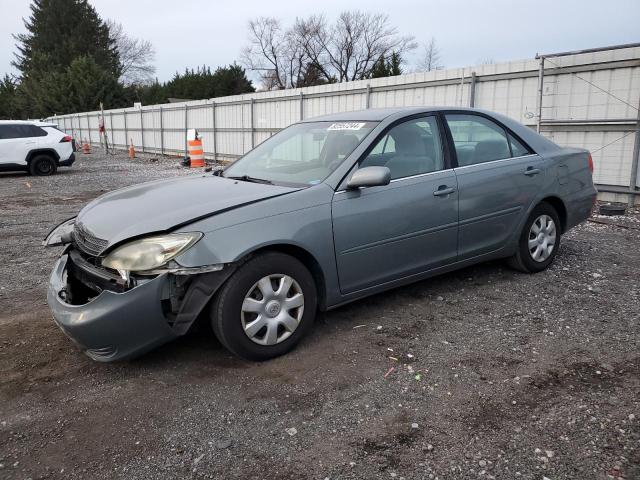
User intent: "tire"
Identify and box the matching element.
[508,201,561,273]
[29,154,57,176]
[211,252,317,361]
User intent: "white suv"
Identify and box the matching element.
[0,120,76,176]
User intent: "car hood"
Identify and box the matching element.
[75,175,300,251]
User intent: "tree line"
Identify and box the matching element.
[0,0,255,119]
[0,1,444,120]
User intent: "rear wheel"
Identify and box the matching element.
[29,154,57,176]
[211,252,317,361]
[508,202,561,273]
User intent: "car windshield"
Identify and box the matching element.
[223,121,378,186]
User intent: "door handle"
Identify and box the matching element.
[524,167,541,176]
[433,186,455,197]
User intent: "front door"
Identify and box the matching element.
[332,115,459,294]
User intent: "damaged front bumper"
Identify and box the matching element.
[47,250,235,362]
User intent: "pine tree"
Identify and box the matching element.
[212,64,255,97]
[13,0,119,78]
[388,52,402,76]
[20,56,123,116]
[164,65,254,101]
[369,55,390,79]
[369,52,402,79]
[0,75,20,119]
[12,0,122,116]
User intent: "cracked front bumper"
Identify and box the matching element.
[47,254,179,362]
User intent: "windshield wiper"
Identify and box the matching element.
[225,175,274,185]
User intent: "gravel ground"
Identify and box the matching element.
[0,152,638,480]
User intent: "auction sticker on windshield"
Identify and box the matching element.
[327,122,366,131]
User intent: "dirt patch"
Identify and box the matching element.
[0,152,639,479]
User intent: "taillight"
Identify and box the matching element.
[587,153,594,174]
[60,135,72,143]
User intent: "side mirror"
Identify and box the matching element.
[346,166,391,189]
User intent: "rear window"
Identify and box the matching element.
[0,124,47,139]
[43,126,66,135]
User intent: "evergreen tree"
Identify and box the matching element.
[212,64,255,97]
[13,0,120,78]
[20,56,123,116]
[0,75,20,119]
[369,55,389,78]
[369,52,403,79]
[388,52,402,76]
[12,0,121,116]
[164,64,254,101]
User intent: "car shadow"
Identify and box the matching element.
[128,257,522,370]
[0,169,78,179]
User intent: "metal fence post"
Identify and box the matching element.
[299,91,304,121]
[78,114,83,143]
[109,112,114,150]
[139,108,145,153]
[86,114,91,144]
[536,56,545,133]
[366,84,371,109]
[628,94,640,207]
[159,106,164,156]
[212,101,217,162]
[469,72,477,107]
[250,98,255,149]
[184,104,188,157]
[124,111,128,147]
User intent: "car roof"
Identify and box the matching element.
[300,106,487,122]
[0,119,57,127]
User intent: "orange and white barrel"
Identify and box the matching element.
[188,138,205,168]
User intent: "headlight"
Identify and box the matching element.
[102,232,202,274]
[43,217,75,247]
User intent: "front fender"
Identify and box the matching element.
[174,199,342,307]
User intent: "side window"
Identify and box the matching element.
[27,125,47,137]
[0,125,23,139]
[445,114,511,166]
[0,125,11,140]
[508,133,531,157]
[0,124,44,139]
[360,116,444,180]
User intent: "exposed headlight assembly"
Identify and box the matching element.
[102,232,205,279]
[43,217,76,247]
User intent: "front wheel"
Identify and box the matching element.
[211,252,317,361]
[508,202,561,273]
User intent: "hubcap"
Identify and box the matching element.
[241,274,304,346]
[38,161,52,174]
[528,214,556,262]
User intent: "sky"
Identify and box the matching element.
[1,0,639,83]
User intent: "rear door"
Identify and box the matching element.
[443,113,545,260]
[332,115,459,294]
[0,124,40,166]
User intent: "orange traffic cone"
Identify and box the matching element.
[128,139,136,159]
[82,140,91,154]
[188,137,205,168]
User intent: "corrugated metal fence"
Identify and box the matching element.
[48,44,640,203]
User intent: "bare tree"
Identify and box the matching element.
[242,12,417,89]
[418,37,443,72]
[241,17,310,90]
[107,20,156,85]
[324,12,416,81]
